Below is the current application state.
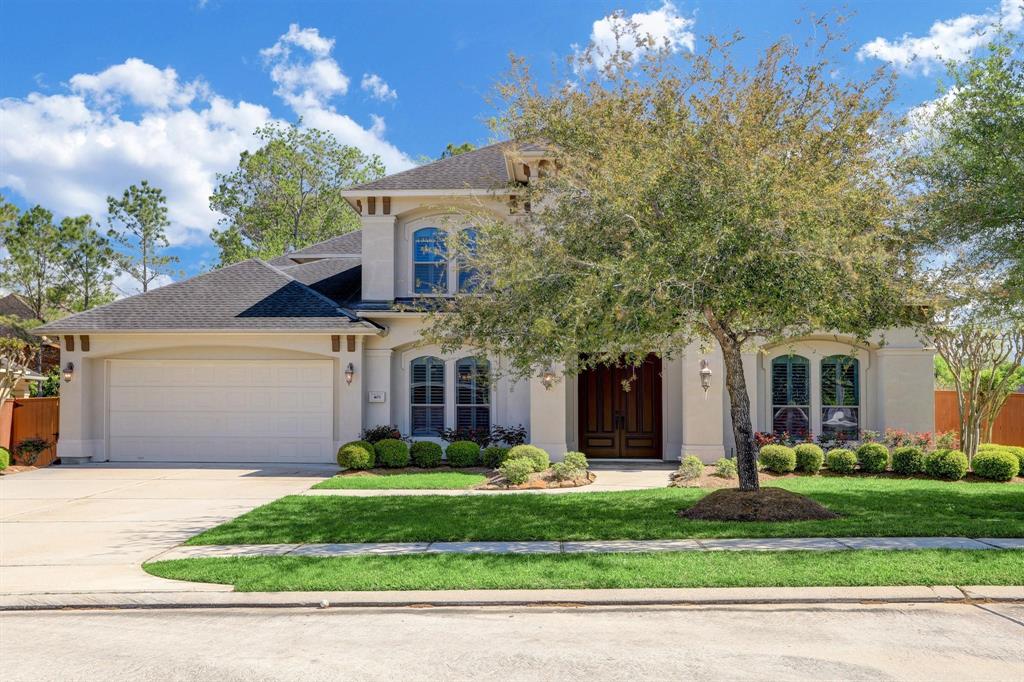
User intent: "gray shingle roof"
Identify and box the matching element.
[267,230,363,266]
[0,293,36,320]
[35,260,373,334]
[277,257,362,305]
[350,142,514,191]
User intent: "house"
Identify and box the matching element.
[1,293,59,399]
[36,143,935,464]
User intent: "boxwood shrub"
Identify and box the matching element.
[924,449,968,480]
[374,438,410,468]
[677,454,704,481]
[714,457,737,478]
[758,444,796,474]
[856,442,890,474]
[891,446,925,475]
[562,451,589,471]
[506,444,550,472]
[481,446,509,469]
[446,440,481,468]
[499,457,534,485]
[0,446,9,470]
[410,441,443,468]
[972,449,1019,482]
[979,444,1024,475]
[793,444,824,474]
[550,461,581,482]
[825,448,857,474]
[336,442,374,470]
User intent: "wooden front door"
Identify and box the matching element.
[578,355,662,458]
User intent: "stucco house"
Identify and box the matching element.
[36,143,935,465]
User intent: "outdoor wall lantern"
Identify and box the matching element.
[62,362,75,383]
[344,363,355,385]
[699,359,712,399]
[540,367,556,390]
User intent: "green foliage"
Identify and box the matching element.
[892,446,926,475]
[361,425,403,444]
[482,446,510,468]
[337,443,374,470]
[972,449,1020,481]
[677,455,704,481]
[55,215,117,312]
[209,122,384,265]
[0,446,9,470]
[440,142,476,159]
[0,204,63,319]
[34,367,61,397]
[0,335,35,400]
[106,181,179,292]
[562,451,589,471]
[794,444,824,474]
[714,457,738,479]
[980,443,1024,474]
[758,445,796,474]
[856,443,890,473]
[826,448,857,474]
[445,440,481,467]
[14,437,50,466]
[499,457,534,485]
[374,439,410,468]
[506,444,550,472]
[925,449,969,480]
[550,461,581,482]
[410,441,443,468]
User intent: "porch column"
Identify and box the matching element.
[529,363,569,461]
[679,345,726,463]
[337,336,364,446]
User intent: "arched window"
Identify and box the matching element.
[457,228,479,293]
[413,227,447,294]
[771,355,810,437]
[821,355,860,438]
[411,356,445,436]
[456,357,490,431]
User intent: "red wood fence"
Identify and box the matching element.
[935,390,1024,447]
[1,397,60,467]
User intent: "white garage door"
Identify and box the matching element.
[107,359,334,463]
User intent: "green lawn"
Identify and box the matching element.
[187,477,1024,545]
[312,471,487,490]
[144,549,1024,591]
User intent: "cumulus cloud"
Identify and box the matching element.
[70,58,206,109]
[361,73,397,102]
[575,1,696,72]
[858,0,1023,74]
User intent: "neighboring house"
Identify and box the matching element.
[36,143,935,464]
[1,293,59,398]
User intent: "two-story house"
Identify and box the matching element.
[37,143,935,464]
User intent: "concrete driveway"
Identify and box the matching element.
[0,463,333,594]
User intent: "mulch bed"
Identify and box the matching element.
[478,470,596,490]
[670,465,1023,488]
[678,487,840,522]
[338,466,491,477]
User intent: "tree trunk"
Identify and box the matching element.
[704,308,759,491]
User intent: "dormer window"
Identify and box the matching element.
[413,227,448,294]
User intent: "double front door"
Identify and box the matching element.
[578,354,662,458]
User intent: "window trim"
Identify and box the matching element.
[455,356,491,432]
[410,355,446,437]
[412,227,448,295]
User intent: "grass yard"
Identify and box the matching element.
[144,549,1024,592]
[186,477,1024,545]
[313,471,487,490]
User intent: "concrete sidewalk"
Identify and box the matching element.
[152,536,1024,560]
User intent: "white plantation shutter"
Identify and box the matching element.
[455,357,490,431]
[771,355,810,437]
[411,356,445,436]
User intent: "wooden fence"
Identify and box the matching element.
[1,397,60,467]
[935,390,1024,447]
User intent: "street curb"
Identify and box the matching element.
[3,586,1022,611]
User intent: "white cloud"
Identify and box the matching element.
[858,0,1023,74]
[361,73,397,102]
[576,1,696,72]
[69,58,206,110]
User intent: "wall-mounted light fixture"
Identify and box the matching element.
[699,359,712,399]
[344,363,355,385]
[62,362,75,383]
[540,367,556,390]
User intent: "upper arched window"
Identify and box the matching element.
[455,356,490,431]
[411,356,445,436]
[413,227,448,294]
[771,355,809,437]
[457,228,480,293]
[821,355,860,438]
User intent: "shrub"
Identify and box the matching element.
[550,461,582,482]
[758,444,796,474]
[481,446,510,469]
[506,444,550,473]
[713,457,737,478]
[445,440,481,468]
[0,446,9,470]
[13,438,49,466]
[562,451,589,471]
[794,444,824,473]
[336,443,374,470]
[826,448,857,474]
[677,455,704,481]
[980,444,1024,475]
[972,449,1019,482]
[361,425,403,444]
[374,439,410,468]
[499,457,534,485]
[924,449,968,480]
[856,442,890,474]
[410,441,443,468]
[891,446,925,475]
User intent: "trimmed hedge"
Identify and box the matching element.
[891,446,925,475]
[925,449,968,481]
[826,448,857,474]
[856,442,890,474]
[562,451,589,471]
[794,444,824,474]
[446,441,481,468]
[506,445,550,473]
[0,446,9,470]
[336,443,374,470]
[374,439,410,468]
[410,441,443,468]
[499,457,534,485]
[758,445,796,474]
[979,444,1024,475]
[972,449,1019,482]
[677,454,704,481]
[482,446,509,469]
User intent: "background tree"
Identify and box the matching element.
[209,122,384,265]
[0,205,64,320]
[424,20,917,492]
[107,181,179,293]
[441,142,476,159]
[0,320,37,401]
[56,215,117,312]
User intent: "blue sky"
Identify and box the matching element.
[1,0,1019,289]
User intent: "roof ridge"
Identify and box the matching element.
[350,141,512,191]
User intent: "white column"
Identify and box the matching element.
[337,337,364,447]
[680,345,726,463]
[529,364,569,461]
[361,215,397,301]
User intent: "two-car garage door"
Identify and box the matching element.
[107,359,334,463]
